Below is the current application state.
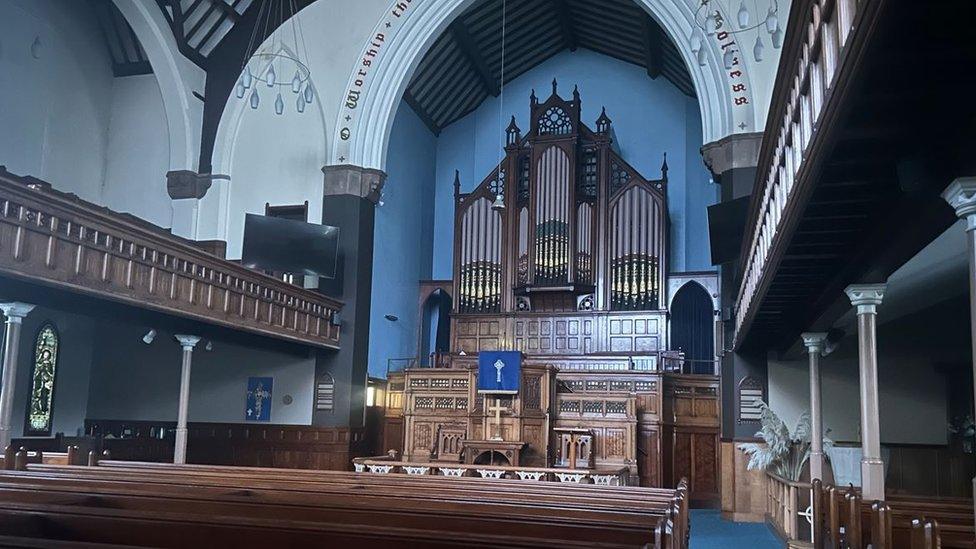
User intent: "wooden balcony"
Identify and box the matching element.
[735,0,875,348]
[0,168,342,349]
[733,0,974,349]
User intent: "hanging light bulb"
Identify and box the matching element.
[753,35,765,62]
[697,46,708,66]
[291,71,302,94]
[737,1,750,28]
[491,190,506,211]
[772,23,784,48]
[242,66,252,89]
[235,79,246,99]
[766,5,779,34]
[705,12,718,35]
[266,64,276,87]
[304,83,314,104]
[249,89,260,109]
[723,48,735,69]
[296,94,306,113]
[275,92,284,115]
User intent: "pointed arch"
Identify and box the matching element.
[670,281,715,369]
[329,0,755,171]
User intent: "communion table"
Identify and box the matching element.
[461,440,527,467]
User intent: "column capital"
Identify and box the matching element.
[174,334,202,350]
[322,164,387,204]
[700,132,763,176]
[845,283,886,315]
[801,332,829,352]
[0,303,36,324]
[942,177,976,231]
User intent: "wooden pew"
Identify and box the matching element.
[0,463,689,548]
[811,479,973,549]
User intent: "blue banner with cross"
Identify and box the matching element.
[477,351,521,394]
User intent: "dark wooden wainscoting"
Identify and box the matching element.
[14,420,368,470]
[884,443,975,498]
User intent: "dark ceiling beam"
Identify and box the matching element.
[156,0,208,69]
[551,0,577,51]
[207,0,242,23]
[449,20,500,97]
[643,17,662,79]
[403,91,442,136]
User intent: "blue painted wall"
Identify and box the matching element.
[367,104,437,378]
[430,49,716,279]
[370,49,717,378]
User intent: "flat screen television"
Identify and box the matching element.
[241,213,339,279]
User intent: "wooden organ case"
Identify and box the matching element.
[389,85,720,504]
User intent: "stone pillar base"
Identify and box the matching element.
[861,457,885,501]
[174,428,188,464]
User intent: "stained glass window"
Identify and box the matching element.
[25,323,58,436]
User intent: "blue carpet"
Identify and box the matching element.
[690,509,783,548]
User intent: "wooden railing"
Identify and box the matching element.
[766,471,811,542]
[0,169,342,349]
[734,0,876,346]
[351,457,632,485]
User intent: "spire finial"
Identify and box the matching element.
[530,88,537,105]
[572,84,579,101]
[453,169,461,198]
[661,153,669,179]
[551,78,558,95]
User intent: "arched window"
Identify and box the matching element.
[25,323,59,436]
[315,373,335,413]
[670,282,715,373]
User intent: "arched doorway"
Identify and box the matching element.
[419,289,452,367]
[670,281,714,374]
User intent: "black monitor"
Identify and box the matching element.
[241,213,339,279]
[707,196,750,266]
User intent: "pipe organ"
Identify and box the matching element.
[453,82,668,316]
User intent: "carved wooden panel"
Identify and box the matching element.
[453,317,502,352]
[608,315,662,352]
[637,423,661,487]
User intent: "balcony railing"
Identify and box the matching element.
[0,169,342,349]
[734,0,872,347]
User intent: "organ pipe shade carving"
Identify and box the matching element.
[610,186,663,311]
[458,197,502,313]
[534,147,572,285]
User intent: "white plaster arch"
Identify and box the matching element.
[330,0,758,172]
[208,42,329,245]
[210,42,329,180]
[112,0,205,172]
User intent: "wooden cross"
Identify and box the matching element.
[487,398,506,441]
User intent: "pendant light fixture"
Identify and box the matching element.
[236,0,313,115]
[694,0,782,64]
[491,0,508,212]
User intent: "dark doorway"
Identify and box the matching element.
[419,289,451,367]
[671,282,714,374]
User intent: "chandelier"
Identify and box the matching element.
[690,0,783,68]
[235,1,313,115]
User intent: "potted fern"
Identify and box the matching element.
[738,401,833,481]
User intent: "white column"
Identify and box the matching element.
[0,303,35,451]
[173,334,201,464]
[941,177,976,531]
[844,284,886,501]
[801,332,828,481]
